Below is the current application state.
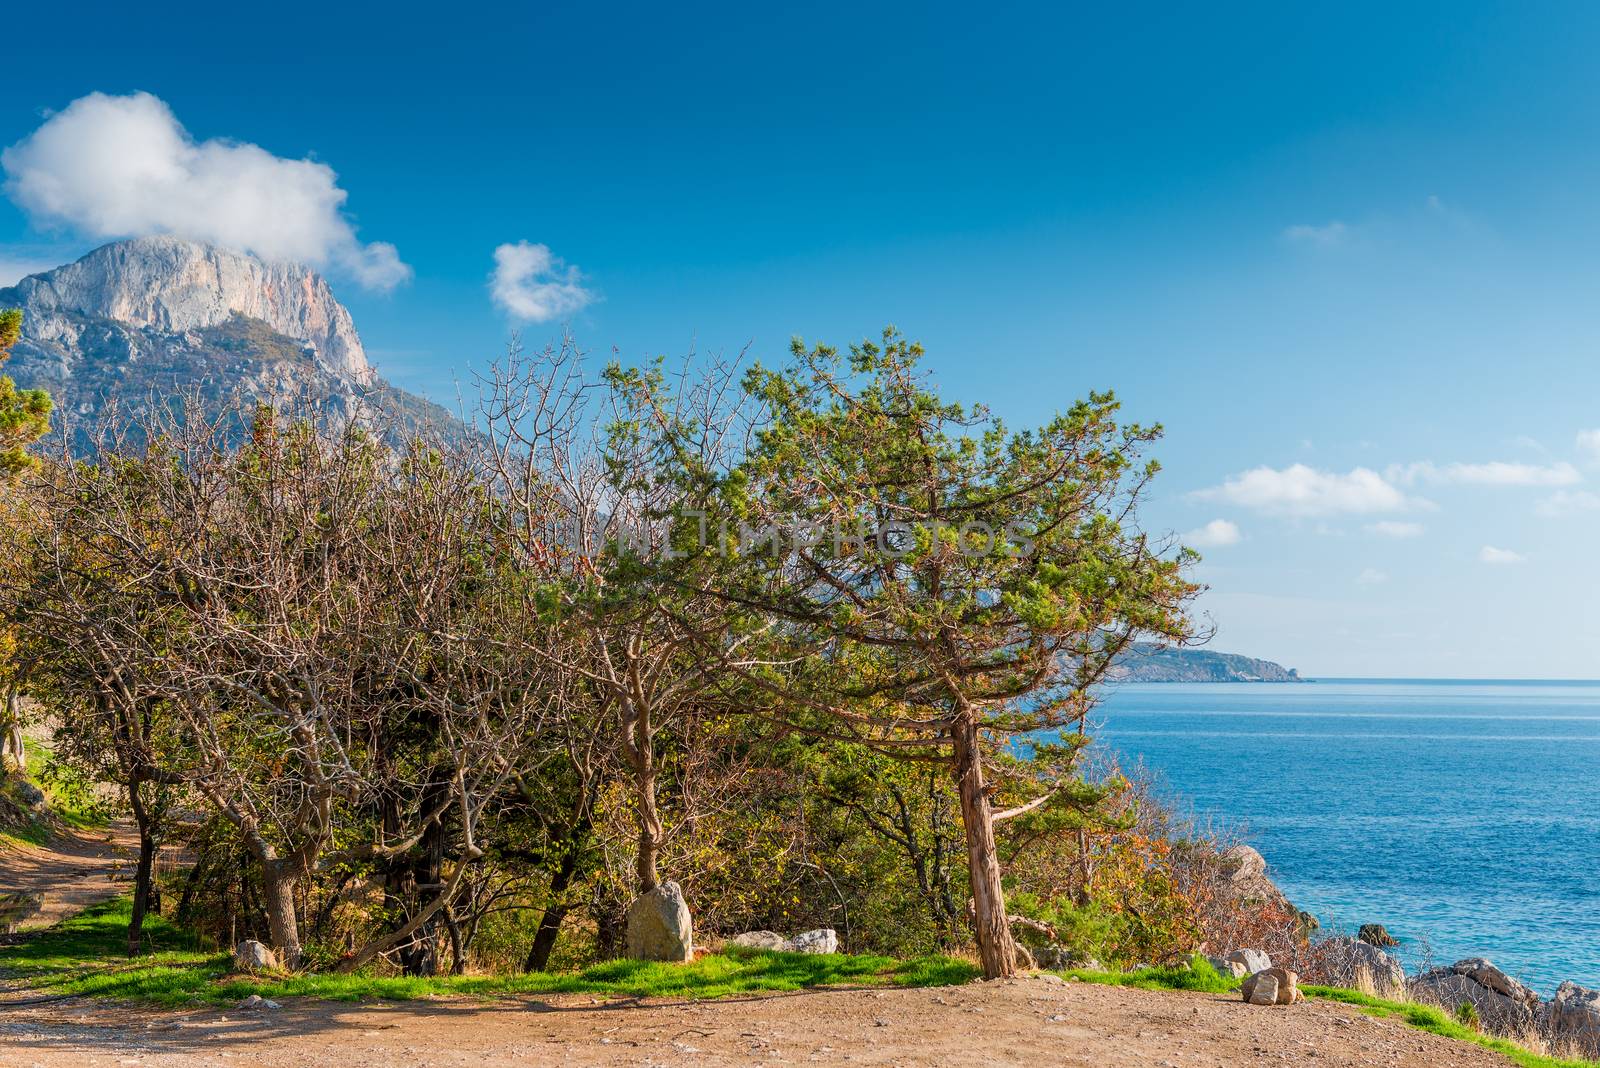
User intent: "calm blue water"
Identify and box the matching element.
[1092,679,1600,993]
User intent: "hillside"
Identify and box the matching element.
[1113,643,1304,683]
[0,236,463,448]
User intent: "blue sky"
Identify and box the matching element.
[2,2,1598,677]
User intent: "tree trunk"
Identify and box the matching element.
[951,710,1017,980]
[523,830,585,972]
[126,778,156,957]
[2,685,23,770]
[627,699,663,894]
[261,859,302,969]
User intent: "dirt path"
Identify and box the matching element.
[0,821,137,931]
[0,976,1516,1067]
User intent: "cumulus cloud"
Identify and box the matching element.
[490,241,594,322]
[1387,460,1581,487]
[1183,519,1242,548]
[1365,520,1424,538]
[1283,221,1348,246]
[1,92,409,291]
[1579,429,1600,465]
[1536,489,1600,518]
[1479,545,1526,565]
[1192,464,1416,517]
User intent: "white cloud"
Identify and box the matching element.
[1536,489,1600,518]
[1183,519,1242,548]
[1387,460,1581,487]
[1578,430,1600,465]
[1192,464,1416,517]
[490,241,594,322]
[1479,545,1526,565]
[1365,520,1424,539]
[1,92,409,291]
[1283,221,1349,246]
[1357,568,1389,586]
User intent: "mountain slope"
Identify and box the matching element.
[0,237,461,447]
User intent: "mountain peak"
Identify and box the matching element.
[6,237,372,383]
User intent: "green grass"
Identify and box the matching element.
[1046,957,1595,1068]
[0,897,978,1007]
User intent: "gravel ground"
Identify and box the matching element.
[0,974,1518,1067]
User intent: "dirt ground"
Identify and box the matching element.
[0,975,1517,1067]
[0,821,136,930]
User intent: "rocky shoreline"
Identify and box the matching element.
[1221,846,1600,1056]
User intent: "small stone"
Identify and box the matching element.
[232,941,278,973]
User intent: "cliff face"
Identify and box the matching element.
[1112,643,1303,683]
[0,237,459,447]
[4,236,371,383]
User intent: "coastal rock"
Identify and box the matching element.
[1317,936,1406,996]
[1217,845,1299,917]
[1549,982,1600,1051]
[625,881,694,962]
[1358,923,1399,948]
[1242,967,1303,1006]
[1409,959,1540,1030]
[1226,948,1272,974]
[232,940,278,973]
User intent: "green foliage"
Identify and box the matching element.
[0,897,977,1006]
[0,308,51,478]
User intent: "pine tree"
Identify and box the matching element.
[0,309,51,477]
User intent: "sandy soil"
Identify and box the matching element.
[0,975,1516,1067]
[0,821,137,931]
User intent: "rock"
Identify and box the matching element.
[625,881,693,962]
[730,931,788,951]
[1317,935,1406,996]
[1409,959,1541,1031]
[1358,923,1399,948]
[730,928,838,955]
[1206,955,1248,979]
[1549,982,1600,1051]
[1226,948,1272,974]
[1218,845,1300,917]
[11,778,45,809]
[232,940,278,973]
[8,236,373,382]
[785,928,839,955]
[236,994,280,1010]
[1247,972,1280,1006]
[1242,967,1303,1006]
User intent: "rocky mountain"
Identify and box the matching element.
[1112,643,1304,683]
[0,237,460,447]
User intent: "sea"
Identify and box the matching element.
[1092,678,1600,993]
